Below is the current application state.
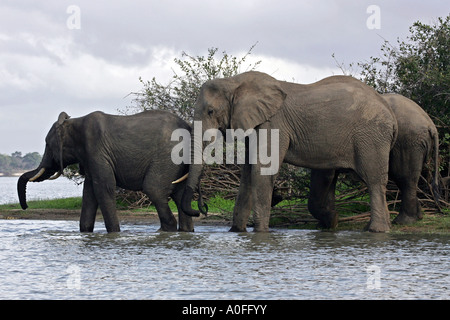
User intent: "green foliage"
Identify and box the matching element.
[0,152,42,175]
[0,197,83,210]
[357,15,450,126]
[123,43,261,120]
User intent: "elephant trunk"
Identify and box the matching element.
[17,165,57,210]
[181,131,206,217]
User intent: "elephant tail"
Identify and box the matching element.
[430,127,441,209]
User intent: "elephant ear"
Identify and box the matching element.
[230,75,286,131]
[57,112,70,125]
[56,112,70,173]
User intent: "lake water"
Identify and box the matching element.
[0,177,449,300]
[0,176,82,205]
[0,220,448,300]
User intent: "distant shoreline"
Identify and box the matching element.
[0,172,25,177]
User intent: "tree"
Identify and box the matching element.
[0,152,42,175]
[123,44,261,120]
[115,45,262,205]
[357,15,449,125]
[22,152,42,170]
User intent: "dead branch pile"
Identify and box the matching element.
[116,124,450,224]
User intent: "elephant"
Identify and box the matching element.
[308,93,440,228]
[181,71,398,232]
[17,110,204,233]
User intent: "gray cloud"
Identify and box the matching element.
[0,0,447,154]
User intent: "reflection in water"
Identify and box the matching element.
[0,219,448,299]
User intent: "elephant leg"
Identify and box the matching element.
[250,128,287,232]
[308,169,339,229]
[91,172,120,232]
[230,162,253,232]
[153,200,178,232]
[80,178,98,232]
[354,143,392,232]
[360,171,391,232]
[143,176,178,232]
[366,182,391,232]
[251,165,277,232]
[172,187,194,232]
[393,177,423,225]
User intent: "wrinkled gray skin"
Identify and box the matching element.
[308,94,440,228]
[18,110,195,233]
[182,71,398,232]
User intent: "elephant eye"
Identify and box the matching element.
[207,108,214,116]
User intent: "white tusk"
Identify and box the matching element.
[29,168,46,182]
[48,171,62,180]
[172,173,189,184]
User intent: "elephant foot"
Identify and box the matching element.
[365,220,391,233]
[252,226,270,232]
[105,224,121,233]
[159,223,178,232]
[229,225,247,232]
[178,226,195,232]
[316,212,338,229]
[393,213,421,225]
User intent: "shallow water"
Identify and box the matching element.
[0,219,448,299]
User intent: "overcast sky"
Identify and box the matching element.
[0,0,448,155]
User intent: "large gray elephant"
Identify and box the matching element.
[181,71,398,232]
[308,93,440,228]
[17,110,202,232]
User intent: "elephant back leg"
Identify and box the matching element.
[308,169,339,229]
[143,175,178,232]
[390,147,424,224]
[393,178,423,224]
[354,144,392,232]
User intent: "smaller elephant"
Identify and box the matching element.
[18,110,203,232]
[308,93,439,228]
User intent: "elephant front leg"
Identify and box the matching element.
[230,163,253,232]
[80,178,98,232]
[251,166,276,232]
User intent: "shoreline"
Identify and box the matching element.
[0,208,449,234]
[0,208,232,227]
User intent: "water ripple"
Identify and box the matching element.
[0,220,448,299]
